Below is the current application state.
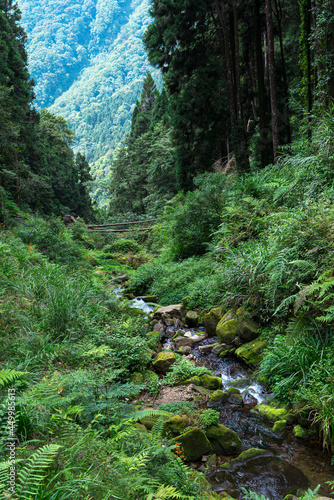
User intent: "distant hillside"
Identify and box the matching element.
[17,0,161,206]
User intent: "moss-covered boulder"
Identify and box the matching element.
[293,425,308,439]
[216,317,239,344]
[175,428,212,461]
[256,404,294,424]
[221,448,274,470]
[139,415,160,430]
[203,307,224,336]
[199,374,222,390]
[131,372,144,384]
[272,420,287,433]
[143,370,159,382]
[185,310,199,327]
[209,390,229,403]
[164,415,189,436]
[206,424,243,455]
[153,351,176,374]
[235,338,266,366]
[236,307,259,341]
[142,295,157,303]
[153,304,184,320]
[227,388,243,406]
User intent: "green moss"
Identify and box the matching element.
[203,307,223,335]
[272,420,287,433]
[256,404,294,424]
[293,424,308,438]
[164,415,189,436]
[143,370,159,382]
[142,295,157,303]
[235,338,266,366]
[231,448,268,462]
[209,390,228,403]
[185,310,199,326]
[205,424,243,455]
[199,374,222,390]
[131,372,144,384]
[216,318,239,343]
[153,351,176,374]
[175,428,212,461]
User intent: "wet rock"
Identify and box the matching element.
[272,420,287,433]
[142,295,157,303]
[209,390,229,404]
[293,424,308,439]
[192,385,212,397]
[212,343,234,357]
[256,404,294,424]
[153,321,165,334]
[192,333,207,343]
[235,338,267,366]
[221,448,274,470]
[153,304,184,320]
[227,378,251,389]
[203,307,224,336]
[206,424,244,455]
[227,388,243,407]
[177,346,192,355]
[175,428,212,461]
[198,344,215,354]
[200,373,222,390]
[185,310,199,327]
[173,336,196,350]
[153,351,176,374]
[242,392,258,407]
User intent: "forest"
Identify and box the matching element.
[2,0,334,499]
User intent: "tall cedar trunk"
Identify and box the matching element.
[233,0,242,119]
[265,0,280,161]
[274,0,291,143]
[254,0,270,167]
[329,0,334,102]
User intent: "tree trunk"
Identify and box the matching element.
[265,0,280,161]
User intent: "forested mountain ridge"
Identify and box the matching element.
[17,0,161,206]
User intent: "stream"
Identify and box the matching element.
[121,291,334,499]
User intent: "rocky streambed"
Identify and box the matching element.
[124,295,334,499]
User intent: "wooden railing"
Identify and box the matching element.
[87,219,158,233]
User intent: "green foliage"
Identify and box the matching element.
[164,358,211,387]
[104,238,143,254]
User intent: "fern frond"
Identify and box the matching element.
[17,444,62,499]
[134,409,171,420]
[0,368,28,387]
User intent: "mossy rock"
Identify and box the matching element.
[181,375,201,386]
[146,331,162,350]
[192,385,212,397]
[205,424,243,455]
[190,470,212,492]
[175,428,212,461]
[142,295,157,303]
[272,420,287,433]
[227,387,243,405]
[238,318,259,341]
[293,425,308,439]
[216,317,239,344]
[133,423,148,433]
[199,374,222,390]
[185,310,199,327]
[143,370,159,382]
[164,415,189,436]
[235,338,267,366]
[228,378,250,389]
[209,390,228,403]
[131,372,144,384]
[203,307,224,336]
[153,351,176,374]
[256,404,294,424]
[231,447,271,464]
[139,415,160,430]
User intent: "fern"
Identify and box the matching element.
[241,489,269,500]
[0,368,28,387]
[146,484,194,499]
[0,444,61,500]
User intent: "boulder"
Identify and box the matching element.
[272,420,287,433]
[235,338,266,366]
[175,428,212,461]
[206,424,243,455]
[209,390,229,404]
[216,310,239,343]
[173,336,196,350]
[293,424,308,439]
[203,307,224,336]
[153,304,184,320]
[164,415,189,436]
[153,321,165,334]
[236,307,259,341]
[185,310,199,327]
[198,344,216,354]
[177,346,192,355]
[256,404,294,424]
[153,351,176,374]
[221,448,274,470]
[199,374,222,390]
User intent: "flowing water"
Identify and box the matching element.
[119,291,334,499]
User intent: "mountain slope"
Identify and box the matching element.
[17,0,160,206]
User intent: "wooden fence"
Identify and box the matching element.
[87,219,158,233]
